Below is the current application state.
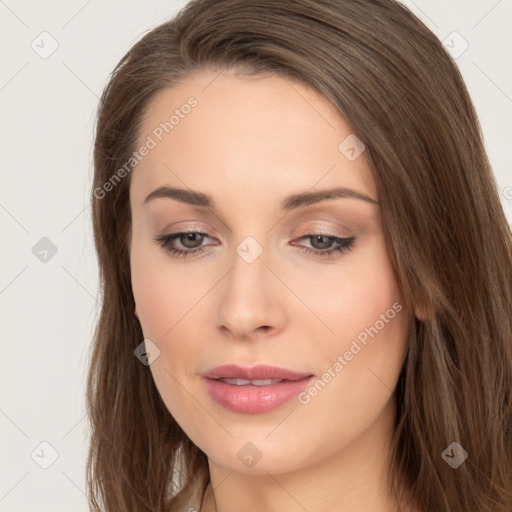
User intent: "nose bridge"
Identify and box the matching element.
[215,232,284,336]
[225,233,271,303]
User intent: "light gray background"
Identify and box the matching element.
[1,1,511,510]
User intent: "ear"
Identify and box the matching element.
[414,299,434,322]
[414,306,427,322]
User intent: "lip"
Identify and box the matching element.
[202,364,313,381]
[202,364,315,414]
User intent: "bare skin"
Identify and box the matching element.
[129,70,422,512]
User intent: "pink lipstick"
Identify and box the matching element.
[202,364,315,414]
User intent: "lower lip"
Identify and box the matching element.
[203,376,315,414]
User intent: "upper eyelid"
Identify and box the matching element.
[159,212,356,236]
[162,229,350,239]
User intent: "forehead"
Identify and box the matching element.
[130,70,377,211]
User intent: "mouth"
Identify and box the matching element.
[201,364,315,414]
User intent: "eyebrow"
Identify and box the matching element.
[143,185,378,210]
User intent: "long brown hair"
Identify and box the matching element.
[87,0,512,510]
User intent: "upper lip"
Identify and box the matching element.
[202,364,314,381]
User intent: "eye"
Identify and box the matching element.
[154,231,355,259]
[154,230,213,258]
[292,234,355,258]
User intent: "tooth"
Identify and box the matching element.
[251,379,275,386]
[220,378,284,386]
[222,378,251,385]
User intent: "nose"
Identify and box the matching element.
[215,244,287,341]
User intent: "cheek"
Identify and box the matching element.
[293,236,409,429]
[130,240,208,384]
[130,238,199,341]
[130,244,208,433]
[337,238,409,379]
[131,265,171,340]
[288,233,406,347]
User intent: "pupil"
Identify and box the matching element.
[182,233,201,248]
[312,235,330,250]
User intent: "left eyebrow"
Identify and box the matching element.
[143,186,378,210]
[280,187,378,210]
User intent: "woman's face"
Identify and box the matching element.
[129,70,411,475]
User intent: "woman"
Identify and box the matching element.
[86,0,512,511]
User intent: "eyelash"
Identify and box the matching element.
[153,230,355,259]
